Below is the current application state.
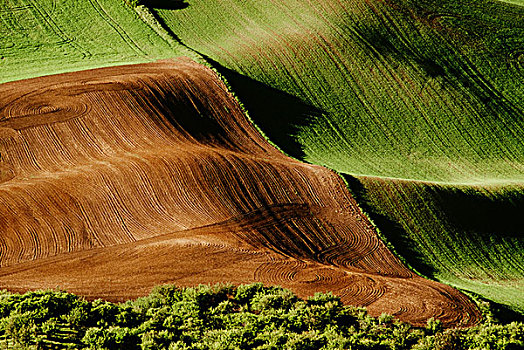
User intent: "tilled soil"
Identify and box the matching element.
[0,58,480,327]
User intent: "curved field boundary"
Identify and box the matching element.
[0,59,480,327]
[151,0,524,313]
[349,176,524,313]
[0,0,191,84]
[154,0,524,183]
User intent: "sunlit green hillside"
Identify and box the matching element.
[153,0,524,312]
[0,0,192,83]
[156,0,524,182]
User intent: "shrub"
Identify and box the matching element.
[123,0,141,8]
[0,284,522,349]
[2,312,38,347]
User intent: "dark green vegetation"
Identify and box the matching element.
[0,0,194,83]
[1,285,522,350]
[124,0,187,9]
[151,0,524,312]
[154,0,524,181]
[1,0,523,338]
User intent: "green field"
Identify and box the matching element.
[1,0,523,319]
[152,0,524,312]
[155,0,524,182]
[347,177,524,313]
[0,0,194,83]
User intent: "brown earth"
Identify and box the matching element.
[0,58,480,327]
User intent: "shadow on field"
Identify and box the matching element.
[432,187,524,238]
[145,0,188,10]
[342,175,438,278]
[202,56,322,160]
[141,75,232,146]
[488,299,524,324]
[149,7,319,160]
[355,6,524,121]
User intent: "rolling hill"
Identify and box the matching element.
[0,0,194,83]
[152,0,524,312]
[0,0,521,328]
[0,59,481,326]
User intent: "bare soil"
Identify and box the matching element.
[0,58,480,327]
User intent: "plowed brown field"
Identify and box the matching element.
[0,58,480,327]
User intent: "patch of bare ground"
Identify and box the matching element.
[0,58,480,327]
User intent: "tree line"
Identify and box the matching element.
[0,284,522,349]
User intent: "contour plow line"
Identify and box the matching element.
[147,0,524,313]
[0,58,480,327]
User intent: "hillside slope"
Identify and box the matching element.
[0,0,192,83]
[0,59,480,326]
[153,0,524,312]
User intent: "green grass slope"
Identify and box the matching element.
[152,0,524,312]
[155,0,524,182]
[346,176,524,313]
[0,0,194,83]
